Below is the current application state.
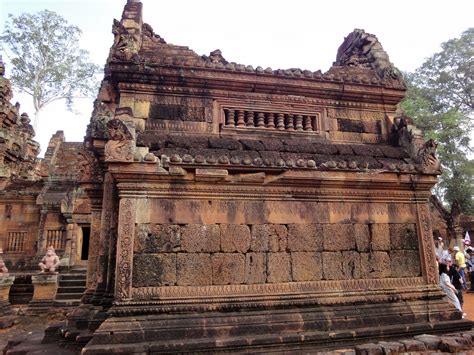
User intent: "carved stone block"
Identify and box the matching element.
[132,254,176,287]
[342,251,362,279]
[181,224,220,253]
[220,224,251,253]
[322,252,344,280]
[245,253,266,284]
[390,223,418,250]
[267,252,291,283]
[371,224,391,251]
[250,224,287,252]
[135,224,181,253]
[291,252,322,281]
[176,253,211,286]
[361,252,391,279]
[287,224,322,251]
[390,250,421,277]
[211,253,245,285]
[322,224,355,251]
[354,224,370,252]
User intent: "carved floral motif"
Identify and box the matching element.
[417,203,438,284]
[116,198,135,300]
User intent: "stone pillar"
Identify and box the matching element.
[416,201,438,285]
[36,207,48,255]
[27,274,58,315]
[0,275,16,328]
[60,221,74,268]
[115,197,136,301]
[92,173,115,303]
[82,185,103,303]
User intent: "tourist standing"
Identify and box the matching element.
[449,262,464,309]
[439,262,462,313]
[453,246,467,289]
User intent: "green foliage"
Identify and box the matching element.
[0,10,101,127]
[401,28,473,213]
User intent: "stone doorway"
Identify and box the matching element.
[75,225,90,267]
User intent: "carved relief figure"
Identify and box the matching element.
[112,19,139,61]
[417,139,441,173]
[38,246,60,273]
[335,29,402,81]
[104,118,134,162]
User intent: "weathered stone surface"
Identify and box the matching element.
[135,224,180,253]
[267,253,291,283]
[342,251,361,279]
[322,252,344,280]
[220,224,251,253]
[354,343,383,355]
[377,341,404,354]
[323,224,355,251]
[413,334,441,350]
[400,339,426,351]
[354,224,369,252]
[390,250,421,277]
[132,253,176,287]
[250,224,287,252]
[211,253,245,285]
[390,223,418,250]
[287,224,322,252]
[245,253,266,284]
[291,252,322,281]
[360,252,391,278]
[181,224,220,252]
[370,224,390,251]
[176,253,211,286]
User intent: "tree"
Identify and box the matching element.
[0,10,101,130]
[402,28,473,213]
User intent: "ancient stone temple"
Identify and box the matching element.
[0,56,93,270]
[59,0,471,352]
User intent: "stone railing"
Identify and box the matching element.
[46,230,66,251]
[223,109,319,132]
[6,231,26,253]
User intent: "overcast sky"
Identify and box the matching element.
[1,0,473,155]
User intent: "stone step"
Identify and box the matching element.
[59,279,86,287]
[55,300,81,307]
[55,293,84,300]
[67,268,87,274]
[57,287,86,294]
[61,274,86,281]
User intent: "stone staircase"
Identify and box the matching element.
[9,274,33,304]
[55,268,87,307]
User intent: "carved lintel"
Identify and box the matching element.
[115,198,136,301]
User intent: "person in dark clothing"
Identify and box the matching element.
[449,262,464,309]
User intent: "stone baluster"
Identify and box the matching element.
[286,114,294,131]
[304,115,313,131]
[257,112,265,127]
[246,111,254,127]
[236,110,245,127]
[276,113,285,130]
[295,115,303,131]
[267,113,275,129]
[226,109,235,127]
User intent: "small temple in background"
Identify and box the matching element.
[1,0,474,352]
